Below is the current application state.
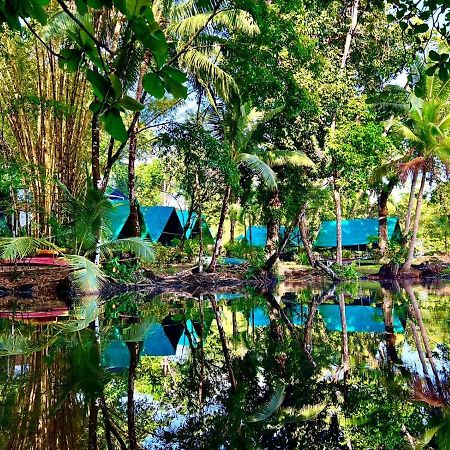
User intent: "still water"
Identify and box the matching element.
[0,280,449,449]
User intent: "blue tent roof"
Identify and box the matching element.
[106,187,128,201]
[107,200,130,240]
[177,210,213,240]
[103,341,130,372]
[177,210,197,239]
[237,226,301,248]
[141,206,179,243]
[318,304,404,333]
[314,217,401,248]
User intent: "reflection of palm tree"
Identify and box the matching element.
[381,288,400,364]
[210,295,237,391]
[405,283,443,395]
[338,293,350,376]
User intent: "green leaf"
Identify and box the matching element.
[59,48,82,73]
[75,0,89,15]
[162,66,187,84]
[439,66,449,82]
[113,0,128,14]
[413,23,429,34]
[163,73,188,99]
[110,73,123,99]
[86,69,110,100]
[89,101,102,113]
[101,108,128,142]
[119,95,144,111]
[142,73,165,98]
[429,50,441,62]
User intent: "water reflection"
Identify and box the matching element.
[0,281,449,449]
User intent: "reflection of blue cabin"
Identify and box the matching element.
[249,307,271,327]
[318,305,404,333]
[237,226,301,248]
[102,317,210,371]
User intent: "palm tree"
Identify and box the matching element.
[392,73,450,270]
[207,100,278,272]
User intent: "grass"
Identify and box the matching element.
[356,264,381,275]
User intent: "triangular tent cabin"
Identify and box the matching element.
[237,225,301,248]
[314,217,401,250]
[106,199,146,240]
[141,206,184,244]
[176,210,213,241]
[317,304,404,333]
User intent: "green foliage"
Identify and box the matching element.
[332,262,359,280]
[102,256,141,284]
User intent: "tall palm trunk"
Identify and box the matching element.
[333,179,343,264]
[128,57,148,237]
[266,188,281,261]
[208,185,231,272]
[378,179,396,257]
[404,169,418,236]
[405,284,443,394]
[403,170,426,270]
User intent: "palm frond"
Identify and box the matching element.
[122,315,155,342]
[0,237,59,260]
[180,48,238,100]
[56,298,100,332]
[394,122,423,143]
[100,237,155,264]
[277,403,327,424]
[266,150,315,168]
[247,384,286,422]
[210,9,259,36]
[62,255,106,294]
[239,153,277,188]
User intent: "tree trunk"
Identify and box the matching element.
[208,185,231,272]
[378,179,396,257]
[197,176,204,273]
[230,218,236,243]
[404,169,418,236]
[402,170,426,270]
[338,293,350,374]
[382,289,399,363]
[91,112,101,190]
[88,399,99,450]
[126,342,140,450]
[210,295,237,391]
[128,56,148,238]
[298,203,339,280]
[333,177,343,264]
[266,189,281,260]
